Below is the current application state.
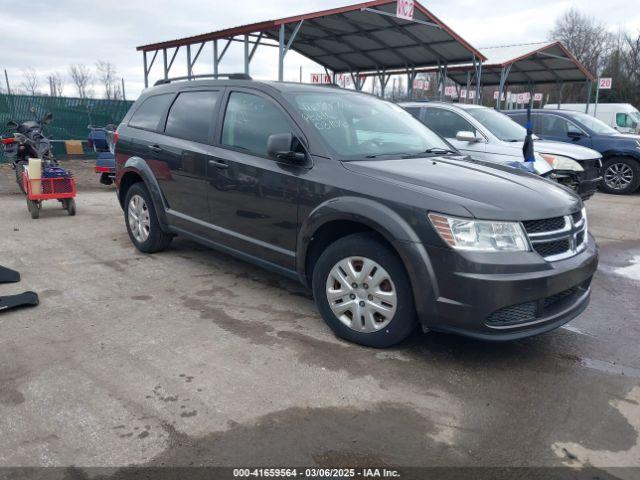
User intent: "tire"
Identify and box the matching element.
[65,198,76,216]
[601,157,640,195]
[27,199,39,219]
[312,233,417,348]
[15,162,27,194]
[124,182,172,253]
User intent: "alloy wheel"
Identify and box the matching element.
[128,194,151,243]
[604,162,634,190]
[325,256,397,333]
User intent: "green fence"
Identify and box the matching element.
[0,93,133,162]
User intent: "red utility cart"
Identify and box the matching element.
[22,171,76,219]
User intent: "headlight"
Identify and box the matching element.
[539,154,584,172]
[428,214,529,252]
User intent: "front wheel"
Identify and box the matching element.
[601,157,640,195]
[312,233,417,348]
[27,199,39,219]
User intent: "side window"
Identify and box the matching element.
[565,120,582,135]
[616,113,636,128]
[509,114,527,127]
[537,115,565,136]
[221,92,293,157]
[423,108,476,138]
[165,91,220,143]
[403,107,422,120]
[129,94,173,131]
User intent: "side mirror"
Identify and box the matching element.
[267,133,306,164]
[567,131,584,140]
[6,121,18,129]
[43,113,53,125]
[456,130,479,142]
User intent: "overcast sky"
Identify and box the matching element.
[2,0,639,99]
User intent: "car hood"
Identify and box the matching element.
[534,140,602,160]
[343,156,581,221]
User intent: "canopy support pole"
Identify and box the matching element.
[585,80,593,113]
[497,64,512,111]
[407,68,417,100]
[278,21,304,81]
[163,49,168,80]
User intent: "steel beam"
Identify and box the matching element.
[143,51,148,88]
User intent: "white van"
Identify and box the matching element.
[544,103,640,134]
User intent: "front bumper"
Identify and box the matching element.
[415,234,599,341]
[556,164,602,200]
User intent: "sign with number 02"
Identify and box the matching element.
[396,0,415,20]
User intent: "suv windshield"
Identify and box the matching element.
[285,91,453,159]
[466,107,526,142]
[568,112,618,135]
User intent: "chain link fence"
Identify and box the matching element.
[0,93,132,162]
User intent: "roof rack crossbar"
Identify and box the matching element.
[154,73,252,86]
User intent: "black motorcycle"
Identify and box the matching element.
[1,111,56,194]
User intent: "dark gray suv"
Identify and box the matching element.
[114,78,598,348]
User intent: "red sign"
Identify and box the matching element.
[310,73,331,84]
[396,0,414,20]
[534,93,543,102]
[599,77,612,89]
[444,86,455,97]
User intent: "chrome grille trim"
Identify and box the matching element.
[523,211,587,262]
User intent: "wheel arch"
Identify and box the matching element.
[297,197,439,328]
[117,157,170,229]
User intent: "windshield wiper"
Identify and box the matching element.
[422,147,458,155]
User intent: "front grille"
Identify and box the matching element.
[487,283,588,327]
[533,239,571,257]
[523,211,586,261]
[572,211,582,224]
[523,217,565,234]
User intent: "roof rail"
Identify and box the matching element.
[154,73,252,86]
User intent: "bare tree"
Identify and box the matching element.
[69,64,92,98]
[49,72,65,97]
[21,67,40,95]
[549,8,613,76]
[96,61,122,100]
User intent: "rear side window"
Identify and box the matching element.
[129,94,173,131]
[221,92,293,157]
[423,108,476,138]
[404,107,422,119]
[165,91,220,143]
[508,113,527,126]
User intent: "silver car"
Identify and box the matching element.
[401,102,603,200]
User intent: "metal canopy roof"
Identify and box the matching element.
[435,41,594,86]
[137,0,485,76]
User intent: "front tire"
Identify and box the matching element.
[124,183,172,253]
[312,233,417,348]
[601,157,640,195]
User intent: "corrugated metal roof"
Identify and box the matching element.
[137,0,485,74]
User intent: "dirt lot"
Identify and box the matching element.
[0,160,639,472]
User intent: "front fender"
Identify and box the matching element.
[118,156,169,229]
[297,196,440,328]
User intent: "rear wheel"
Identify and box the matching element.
[124,182,172,253]
[601,157,640,195]
[312,233,417,348]
[63,198,76,216]
[15,161,27,194]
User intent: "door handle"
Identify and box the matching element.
[209,159,229,169]
[148,144,163,153]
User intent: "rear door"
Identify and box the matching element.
[154,89,222,222]
[205,88,305,269]
[422,107,488,159]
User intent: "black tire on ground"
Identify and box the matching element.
[27,199,39,219]
[15,162,27,194]
[312,232,418,348]
[123,182,173,253]
[600,157,640,195]
[65,198,76,216]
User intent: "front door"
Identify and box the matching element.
[422,107,488,160]
[206,89,305,270]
